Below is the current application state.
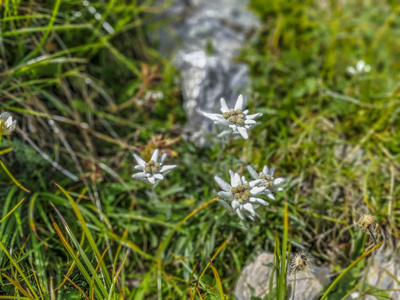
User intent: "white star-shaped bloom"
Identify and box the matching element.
[132,149,176,185]
[214,170,267,221]
[0,112,17,135]
[347,60,371,75]
[199,95,262,139]
[247,165,286,200]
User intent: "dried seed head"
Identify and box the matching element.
[290,252,313,273]
[357,214,377,233]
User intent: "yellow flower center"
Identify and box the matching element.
[222,109,245,126]
[260,174,274,188]
[231,183,250,203]
[144,160,160,173]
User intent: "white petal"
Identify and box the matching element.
[347,66,356,74]
[274,187,284,192]
[249,179,264,188]
[250,197,269,206]
[160,153,167,164]
[237,127,248,139]
[244,119,257,125]
[199,111,226,123]
[266,191,275,200]
[250,186,266,195]
[218,191,234,201]
[247,214,255,221]
[151,149,159,163]
[154,173,164,180]
[160,165,176,173]
[218,130,232,138]
[5,117,13,127]
[134,165,143,171]
[246,113,262,120]
[232,200,239,210]
[235,95,243,110]
[147,176,156,184]
[133,154,146,168]
[214,176,231,191]
[229,170,235,180]
[268,167,275,176]
[220,98,229,113]
[274,177,286,186]
[243,109,249,115]
[132,172,147,179]
[229,124,238,131]
[262,165,268,174]
[217,199,233,212]
[247,166,259,180]
[231,173,241,187]
[236,209,245,220]
[243,203,255,216]
[356,60,365,71]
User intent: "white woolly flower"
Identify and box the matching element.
[347,60,371,75]
[199,95,262,139]
[0,112,17,135]
[132,149,176,185]
[247,165,286,200]
[214,170,267,221]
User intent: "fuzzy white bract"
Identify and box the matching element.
[132,149,176,185]
[247,165,286,200]
[347,60,371,75]
[199,95,262,139]
[214,170,268,221]
[0,112,17,135]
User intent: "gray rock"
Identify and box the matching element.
[151,0,261,146]
[234,252,330,300]
[346,245,400,300]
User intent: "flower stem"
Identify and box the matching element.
[292,271,297,300]
[368,227,377,246]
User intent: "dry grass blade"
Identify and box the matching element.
[0,242,39,298]
[209,260,225,299]
[0,198,25,223]
[0,160,30,193]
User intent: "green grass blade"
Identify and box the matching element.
[0,159,30,193]
[0,197,25,223]
[0,241,39,299]
[51,205,109,299]
[55,184,112,287]
[320,241,383,300]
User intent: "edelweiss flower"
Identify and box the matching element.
[214,170,267,221]
[0,112,17,135]
[247,165,285,200]
[132,149,176,185]
[347,60,371,75]
[199,95,262,139]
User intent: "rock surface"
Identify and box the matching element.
[152,0,260,146]
[234,252,330,300]
[346,245,400,300]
